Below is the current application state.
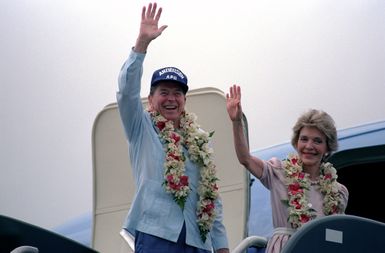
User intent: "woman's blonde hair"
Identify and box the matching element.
[291,109,338,158]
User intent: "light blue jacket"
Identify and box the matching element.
[116,50,229,251]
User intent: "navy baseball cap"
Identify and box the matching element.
[150,67,189,94]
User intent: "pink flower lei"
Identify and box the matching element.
[283,153,342,229]
[148,110,219,242]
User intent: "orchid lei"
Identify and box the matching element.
[283,153,342,229]
[149,110,219,242]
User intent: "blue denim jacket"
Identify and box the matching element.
[116,50,228,251]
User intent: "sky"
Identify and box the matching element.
[1,0,385,231]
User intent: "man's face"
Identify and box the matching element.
[148,82,186,125]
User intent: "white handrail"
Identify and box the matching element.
[231,236,268,253]
[120,229,135,252]
[10,246,39,253]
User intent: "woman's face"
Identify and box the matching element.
[296,126,328,170]
[148,82,186,125]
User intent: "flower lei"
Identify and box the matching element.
[149,110,219,242]
[283,153,342,229]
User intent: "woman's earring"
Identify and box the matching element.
[322,153,329,162]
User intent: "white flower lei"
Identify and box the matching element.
[283,153,342,229]
[149,110,219,242]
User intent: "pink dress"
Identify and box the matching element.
[258,158,349,253]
